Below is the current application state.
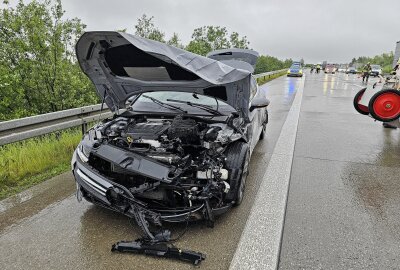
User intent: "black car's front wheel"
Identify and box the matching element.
[259,110,268,140]
[224,142,250,206]
[259,125,266,140]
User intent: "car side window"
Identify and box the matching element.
[250,77,258,100]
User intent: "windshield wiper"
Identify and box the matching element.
[166,99,223,116]
[142,95,187,113]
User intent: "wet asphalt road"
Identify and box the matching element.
[279,72,400,269]
[0,76,300,270]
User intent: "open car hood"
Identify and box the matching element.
[206,48,259,73]
[76,31,255,118]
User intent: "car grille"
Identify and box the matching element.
[76,169,107,196]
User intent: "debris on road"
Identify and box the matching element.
[111,239,206,265]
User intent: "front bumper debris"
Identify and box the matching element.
[112,240,206,265]
[72,156,235,264]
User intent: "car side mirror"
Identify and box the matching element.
[250,95,270,111]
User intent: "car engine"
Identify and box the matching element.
[83,114,242,219]
[100,114,228,165]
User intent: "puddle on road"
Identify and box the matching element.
[0,172,75,232]
[338,114,400,241]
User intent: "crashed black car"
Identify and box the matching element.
[72,32,269,242]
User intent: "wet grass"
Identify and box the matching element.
[0,128,82,200]
[256,70,287,85]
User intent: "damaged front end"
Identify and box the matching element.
[72,113,247,244]
[72,31,263,264]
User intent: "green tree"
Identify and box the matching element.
[230,31,249,49]
[186,26,249,56]
[167,32,183,49]
[0,0,97,120]
[186,39,212,56]
[134,14,165,42]
[132,16,250,56]
[254,55,292,74]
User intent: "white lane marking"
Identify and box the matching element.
[230,75,305,270]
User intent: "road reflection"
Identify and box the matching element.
[284,77,299,102]
[323,74,329,94]
[341,116,400,240]
[330,75,336,94]
[79,205,142,269]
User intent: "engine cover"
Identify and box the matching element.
[125,121,170,140]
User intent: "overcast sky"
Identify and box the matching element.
[60,0,400,63]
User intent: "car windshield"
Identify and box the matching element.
[290,65,301,69]
[372,65,381,69]
[130,91,236,116]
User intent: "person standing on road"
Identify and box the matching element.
[310,65,314,74]
[394,58,400,75]
[394,58,400,89]
[382,59,400,129]
[362,62,372,83]
[316,64,321,74]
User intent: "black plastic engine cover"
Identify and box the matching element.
[125,122,170,140]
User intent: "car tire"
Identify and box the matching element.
[259,111,268,140]
[224,142,250,206]
[368,89,400,122]
[259,128,265,140]
[353,88,369,115]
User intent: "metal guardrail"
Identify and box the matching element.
[254,69,287,80]
[0,69,287,146]
[0,104,112,146]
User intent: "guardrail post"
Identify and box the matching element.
[81,122,88,135]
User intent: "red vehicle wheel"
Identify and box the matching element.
[368,89,400,122]
[353,88,369,115]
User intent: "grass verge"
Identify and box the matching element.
[256,70,288,85]
[0,128,82,200]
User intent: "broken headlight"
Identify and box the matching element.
[71,150,77,171]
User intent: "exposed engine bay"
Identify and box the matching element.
[84,114,243,211]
